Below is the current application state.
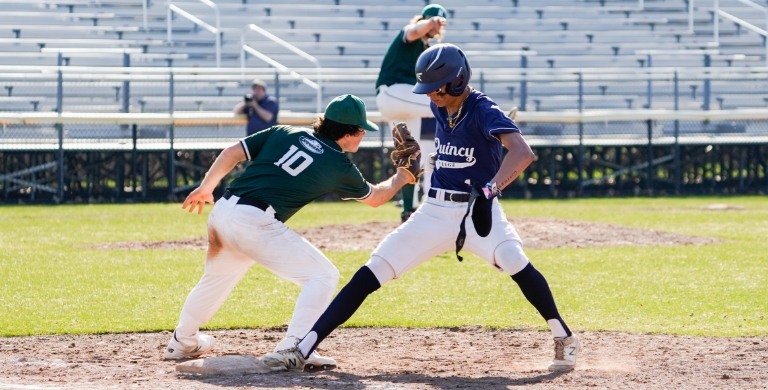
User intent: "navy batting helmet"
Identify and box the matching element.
[412,43,471,96]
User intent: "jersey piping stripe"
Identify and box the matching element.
[239,139,252,161]
[340,183,372,200]
[487,127,520,133]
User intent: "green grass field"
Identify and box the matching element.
[1,197,766,338]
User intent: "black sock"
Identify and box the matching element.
[299,266,381,357]
[511,263,572,337]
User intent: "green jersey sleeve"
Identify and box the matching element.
[239,126,280,161]
[335,163,372,200]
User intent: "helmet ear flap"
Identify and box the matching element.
[448,75,465,96]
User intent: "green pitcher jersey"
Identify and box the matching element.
[375,28,428,90]
[227,125,372,222]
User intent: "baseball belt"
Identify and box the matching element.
[427,189,470,203]
[223,190,272,216]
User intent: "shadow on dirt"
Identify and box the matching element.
[182,369,568,389]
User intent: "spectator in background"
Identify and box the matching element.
[234,79,279,136]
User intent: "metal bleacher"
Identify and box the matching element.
[1,0,768,114]
[2,0,768,202]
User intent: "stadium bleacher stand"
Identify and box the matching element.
[2,0,768,202]
[2,0,768,113]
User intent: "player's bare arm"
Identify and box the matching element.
[404,16,445,42]
[358,169,415,208]
[182,143,246,215]
[491,132,535,190]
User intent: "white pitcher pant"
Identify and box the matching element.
[175,195,339,346]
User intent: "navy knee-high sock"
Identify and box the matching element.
[511,263,572,337]
[298,266,381,358]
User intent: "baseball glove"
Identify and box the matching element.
[390,122,420,164]
[397,151,423,184]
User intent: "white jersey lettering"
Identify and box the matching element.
[434,138,476,169]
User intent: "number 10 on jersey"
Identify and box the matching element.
[275,145,314,176]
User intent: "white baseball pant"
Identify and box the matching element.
[370,193,529,281]
[173,194,339,349]
[376,84,437,205]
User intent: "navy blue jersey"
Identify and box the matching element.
[430,90,520,192]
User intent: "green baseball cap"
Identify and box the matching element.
[422,4,448,18]
[323,94,378,132]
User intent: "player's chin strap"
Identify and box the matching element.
[455,181,481,262]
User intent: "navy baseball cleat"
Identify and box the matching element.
[162,331,215,360]
[548,334,581,371]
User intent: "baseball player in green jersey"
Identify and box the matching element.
[376,4,447,222]
[162,95,419,371]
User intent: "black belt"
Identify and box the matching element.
[223,190,270,212]
[428,189,470,203]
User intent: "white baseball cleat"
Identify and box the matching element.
[261,345,306,371]
[304,351,337,372]
[548,334,581,371]
[162,331,215,360]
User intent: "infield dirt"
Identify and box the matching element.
[1,327,766,389]
[86,216,720,252]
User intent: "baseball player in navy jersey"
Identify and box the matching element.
[161,94,421,372]
[263,44,581,372]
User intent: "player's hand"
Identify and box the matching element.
[182,187,215,215]
[430,16,446,29]
[481,182,501,200]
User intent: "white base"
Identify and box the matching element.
[175,355,272,375]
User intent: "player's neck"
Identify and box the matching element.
[444,88,471,115]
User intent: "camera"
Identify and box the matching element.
[244,93,253,102]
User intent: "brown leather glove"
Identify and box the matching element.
[390,122,420,164]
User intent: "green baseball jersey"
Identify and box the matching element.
[375,28,428,90]
[227,125,371,222]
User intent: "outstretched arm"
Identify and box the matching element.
[491,132,535,190]
[357,170,413,208]
[404,16,446,42]
[182,143,247,214]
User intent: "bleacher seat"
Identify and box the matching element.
[1,0,767,114]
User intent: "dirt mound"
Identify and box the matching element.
[1,328,765,389]
[86,217,721,252]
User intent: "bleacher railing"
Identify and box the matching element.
[167,0,221,67]
[240,24,323,113]
[713,0,768,67]
[2,109,768,200]
[3,64,768,114]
